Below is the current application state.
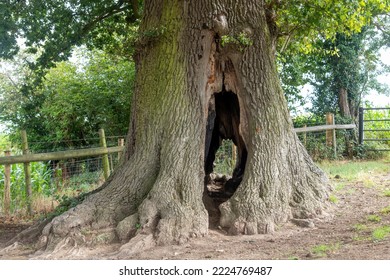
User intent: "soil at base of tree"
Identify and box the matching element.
[1,172,389,260]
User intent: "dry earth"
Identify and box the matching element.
[1,165,390,260]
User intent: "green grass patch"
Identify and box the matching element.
[362,179,375,188]
[329,195,338,203]
[319,160,389,181]
[380,206,390,215]
[366,215,382,223]
[311,243,340,257]
[353,223,368,231]
[334,182,346,191]
[372,226,390,241]
[382,190,390,197]
[352,235,370,242]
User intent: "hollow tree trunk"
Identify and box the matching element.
[28,0,330,257]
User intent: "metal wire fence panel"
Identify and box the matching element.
[0,144,123,216]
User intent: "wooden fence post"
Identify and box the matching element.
[232,142,237,165]
[118,138,125,162]
[21,130,33,215]
[325,113,337,158]
[99,128,110,180]
[303,124,307,147]
[3,150,11,216]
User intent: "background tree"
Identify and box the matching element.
[310,24,390,120]
[278,13,390,120]
[0,49,135,151]
[2,0,389,258]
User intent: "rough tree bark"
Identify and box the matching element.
[338,87,352,118]
[7,0,331,258]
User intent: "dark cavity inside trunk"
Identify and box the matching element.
[205,89,247,200]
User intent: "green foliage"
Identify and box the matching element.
[292,114,326,128]
[0,0,141,70]
[221,32,253,51]
[0,161,54,213]
[1,0,389,129]
[1,48,135,152]
[274,0,390,55]
[309,28,389,119]
[279,11,390,118]
[140,26,167,40]
[0,161,102,216]
[0,134,11,150]
[362,107,390,147]
[0,2,19,59]
[352,107,390,159]
[213,140,236,175]
[2,0,388,69]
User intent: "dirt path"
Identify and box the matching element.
[1,171,389,260]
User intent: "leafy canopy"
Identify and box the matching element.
[1,0,141,72]
[2,0,390,69]
[272,0,390,54]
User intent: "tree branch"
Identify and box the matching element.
[0,72,19,90]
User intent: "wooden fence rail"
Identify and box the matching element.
[0,146,124,165]
[293,124,356,133]
[0,129,124,216]
[0,124,356,166]
[293,117,356,158]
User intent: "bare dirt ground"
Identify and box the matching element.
[1,166,389,260]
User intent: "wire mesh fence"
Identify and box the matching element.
[0,131,125,217]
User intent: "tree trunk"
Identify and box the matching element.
[338,87,356,157]
[338,87,351,118]
[25,0,331,257]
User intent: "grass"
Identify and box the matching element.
[380,206,390,215]
[366,215,382,223]
[329,195,338,203]
[319,160,389,182]
[311,243,340,257]
[353,223,368,232]
[362,179,375,188]
[334,182,346,191]
[382,190,390,197]
[372,226,390,241]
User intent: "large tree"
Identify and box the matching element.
[309,24,390,121]
[2,0,389,257]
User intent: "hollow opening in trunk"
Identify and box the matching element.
[204,89,247,200]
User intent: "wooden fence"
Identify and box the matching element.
[0,128,124,216]
[1,115,355,216]
[294,113,356,158]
